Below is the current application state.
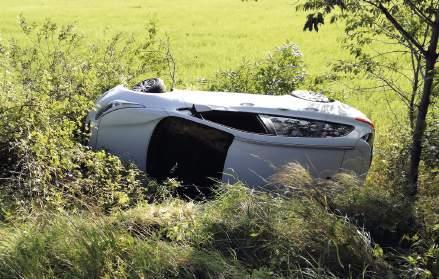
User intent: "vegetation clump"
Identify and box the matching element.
[0,182,390,278]
[208,42,305,95]
[0,17,437,278]
[0,17,170,212]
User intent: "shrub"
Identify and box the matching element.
[0,17,171,211]
[208,42,305,94]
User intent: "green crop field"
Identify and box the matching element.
[0,0,404,130]
[0,0,349,80]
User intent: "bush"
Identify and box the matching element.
[0,17,171,212]
[208,42,305,94]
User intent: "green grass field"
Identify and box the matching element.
[0,0,405,131]
[0,0,349,81]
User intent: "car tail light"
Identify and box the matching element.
[355,117,375,129]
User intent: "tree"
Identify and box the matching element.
[300,0,439,196]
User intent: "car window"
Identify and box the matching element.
[259,114,354,138]
[199,111,271,134]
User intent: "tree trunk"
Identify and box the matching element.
[409,52,421,130]
[407,18,439,196]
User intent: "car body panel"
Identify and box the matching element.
[340,140,373,179]
[223,139,346,187]
[96,108,167,170]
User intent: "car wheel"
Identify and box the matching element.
[132,78,166,93]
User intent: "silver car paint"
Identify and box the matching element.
[86,86,374,186]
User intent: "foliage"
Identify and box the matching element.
[208,42,305,94]
[200,185,389,278]
[0,212,246,278]
[272,163,413,244]
[0,14,437,278]
[0,17,170,212]
[299,0,439,194]
[271,163,439,278]
[0,159,437,278]
[423,115,439,172]
[0,181,393,278]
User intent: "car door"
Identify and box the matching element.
[197,110,355,188]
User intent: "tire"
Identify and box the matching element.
[132,78,167,93]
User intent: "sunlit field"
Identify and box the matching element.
[0,0,405,132]
[0,0,348,80]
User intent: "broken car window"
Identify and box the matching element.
[259,115,354,138]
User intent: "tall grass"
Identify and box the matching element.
[0,212,246,278]
[0,179,393,278]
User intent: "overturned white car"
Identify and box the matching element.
[86,78,374,193]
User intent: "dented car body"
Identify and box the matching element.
[86,84,374,191]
